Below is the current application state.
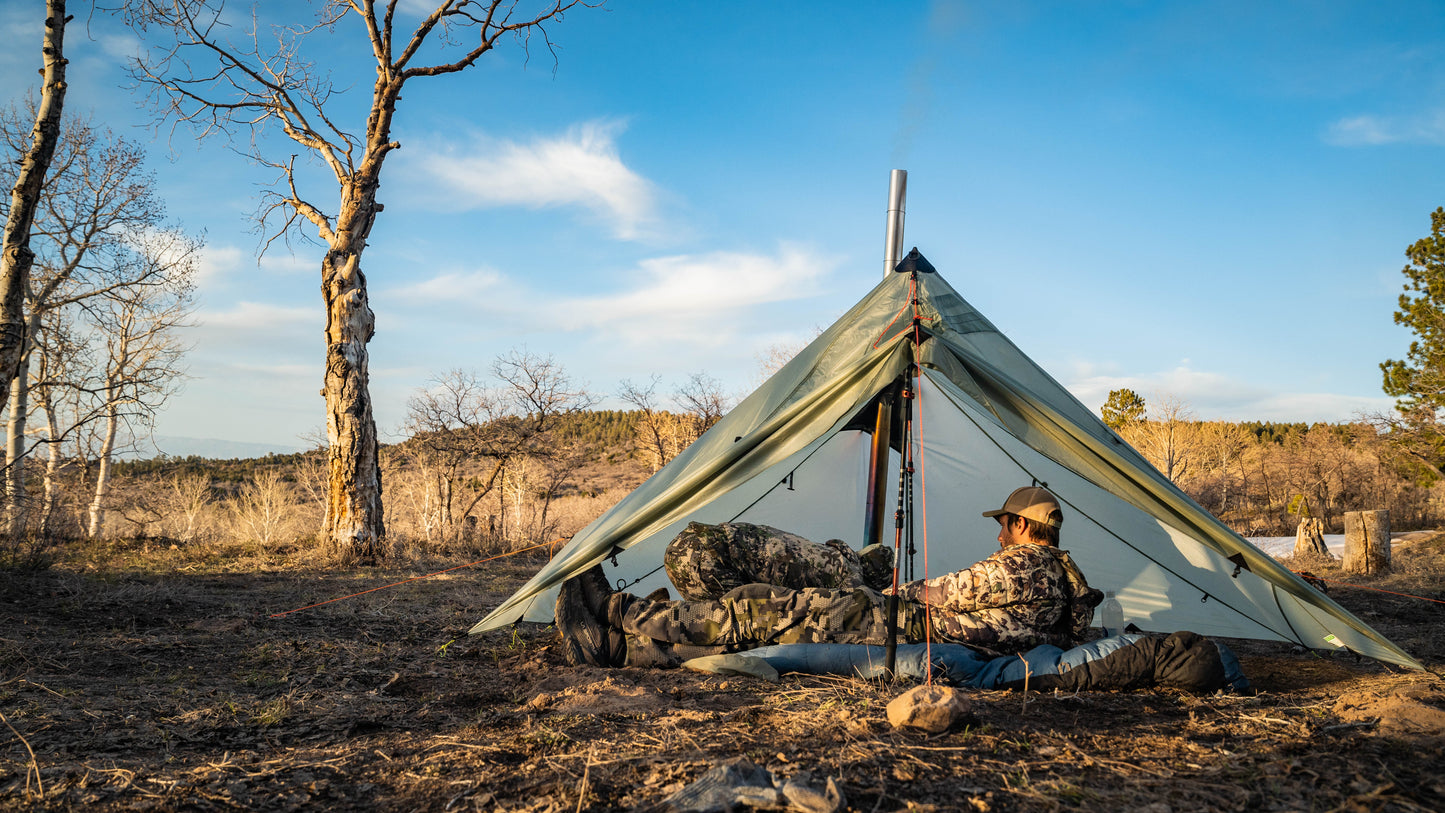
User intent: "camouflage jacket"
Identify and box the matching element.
[895,544,1103,653]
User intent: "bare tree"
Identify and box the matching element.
[754,341,804,383]
[122,0,600,561]
[1202,421,1251,514]
[618,375,672,471]
[0,0,70,418]
[402,350,594,545]
[83,276,196,538]
[1126,393,1200,485]
[31,309,92,537]
[675,371,731,435]
[620,372,731,472]
[170,470,211,542]
[527,438,589,542]
[230,467,294,548]
[1363,406,1445,480]
[0,111,202,533]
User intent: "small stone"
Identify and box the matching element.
[779,771,846,813]
[886,684,973,733]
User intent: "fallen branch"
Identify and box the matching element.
[0,710,43,800]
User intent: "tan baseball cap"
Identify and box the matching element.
[981,486,1062,527]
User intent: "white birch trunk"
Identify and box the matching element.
[0,0,68,413]
[86,401,119,538]
[4,365,27,535]
[40,384,60,537]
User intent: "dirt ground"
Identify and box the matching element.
[2,537,1443,812]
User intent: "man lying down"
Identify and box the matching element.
[555,486,1249,694]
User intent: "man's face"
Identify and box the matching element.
[996,514,1027,548]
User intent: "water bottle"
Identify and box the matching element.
[1100,590,1124,638]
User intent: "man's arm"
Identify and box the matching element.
[897,560,989,612]
[897,546,1043,614]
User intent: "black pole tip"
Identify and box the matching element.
[893,248,936,274]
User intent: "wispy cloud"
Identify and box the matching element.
[95,32,140,62]
[194,245,317,289]
[200,302,318,330]
[195,245,244,287]
[223,362,317,378]
[0,9,39,70]
[387,268,506,305]
[554,244,838,344]
[259,251,320,275]
[1324,111,1445,146]
[414,120,658,240]
[1064,361,1393,423]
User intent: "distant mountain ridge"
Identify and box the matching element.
[128,435,308,461]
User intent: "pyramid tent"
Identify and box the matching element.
[470,256,1422,670]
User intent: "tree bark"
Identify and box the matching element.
[320,239,385,561]
[1343,510,1391,575]
[0,0,67,415]
[1292,516,1329,559]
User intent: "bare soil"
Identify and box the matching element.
[2,537,1443,812]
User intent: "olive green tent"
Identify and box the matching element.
[470,254,1421,670]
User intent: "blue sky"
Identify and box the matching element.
[3,1,1445,453]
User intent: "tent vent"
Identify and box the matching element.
[931,292,997,335]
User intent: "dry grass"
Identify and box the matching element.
[0,534,1442,811]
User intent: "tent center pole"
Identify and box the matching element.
[864,387,898,548]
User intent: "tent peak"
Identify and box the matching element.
[893,247,936,275]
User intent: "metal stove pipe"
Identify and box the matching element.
[884,169,907,276]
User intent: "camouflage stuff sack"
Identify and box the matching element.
[664,522,887,600]
[622,583,930,648]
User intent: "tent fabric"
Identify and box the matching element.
[469,266,1422,671]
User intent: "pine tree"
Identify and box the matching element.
[1101,388,1147,431]
[1379,207,1445,474]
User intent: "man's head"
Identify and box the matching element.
[982,486,1063,547]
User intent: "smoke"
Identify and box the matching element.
[892,0,969,166]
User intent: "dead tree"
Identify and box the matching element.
[403,351,593,545]
[675,371,732,436]
[122,0,600,561]
[82,280,196,538]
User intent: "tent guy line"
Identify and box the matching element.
[1287,576,1445,607]
[266,539,561,619]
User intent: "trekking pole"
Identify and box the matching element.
[884,370,915,676]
